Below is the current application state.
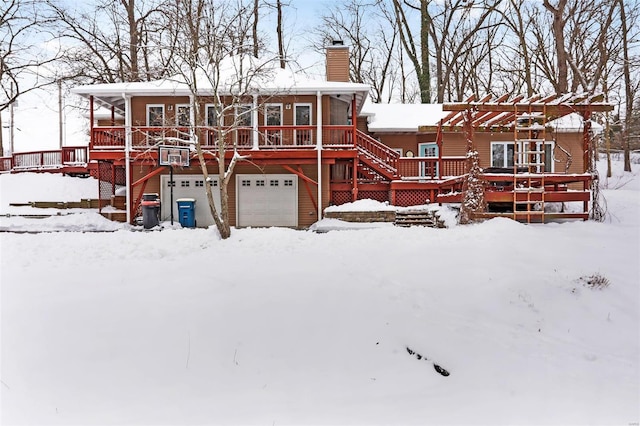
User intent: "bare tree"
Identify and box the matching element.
[46,0,169,83]
[391,0,431,103]
[542,0,569,93]
[1,0,60,154]
[165,0,279,239]
[429,0,502,103]
[617,0,639,172]
[314,0,397,102]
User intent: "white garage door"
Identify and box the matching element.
[160,174,220,227]
[236,174,298,227]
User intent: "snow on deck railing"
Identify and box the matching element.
[0,147,88,172]
[90,125,356,150]
[397,156,467,179]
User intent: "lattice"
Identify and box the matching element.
[357,190,389,203]
[331,191,352,206]
[395,190,432,207]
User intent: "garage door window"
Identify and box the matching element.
[242,179,251,186]
[256,180,265,186]
[284,179,293,186]
[270,180,279,186]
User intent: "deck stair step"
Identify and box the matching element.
[394,209,445,228]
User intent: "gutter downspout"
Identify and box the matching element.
[123,93,132,224]
[316,91,323,221]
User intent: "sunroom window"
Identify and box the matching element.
[491,141,554,172]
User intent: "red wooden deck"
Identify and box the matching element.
[0,147,89,175]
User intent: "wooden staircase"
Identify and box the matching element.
[355,130,399,181]
[394,209,446,228]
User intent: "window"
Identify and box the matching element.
[235,104,253,127]
[284,179,293,187]
[491,141,554,172]
[256,180,265,186]
[294,103,312,145]
[206,104,222,127]
[265,104,282,126]
[270,180,279,186]
[147,104,165,126]
[241,180,251,187]
[180,181,190,187]
[167,180,175,187]
[195,180,204,187]
[176,104,191,127]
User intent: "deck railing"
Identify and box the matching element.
[0,147,88,172]
[90,125,356,150]
[397,156,467,179]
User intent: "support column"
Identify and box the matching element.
[316,91,323,220]
[89,96,95,149]
[252,93,259,150]
[123,94,133,224]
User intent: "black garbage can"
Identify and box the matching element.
[141,193,160,229]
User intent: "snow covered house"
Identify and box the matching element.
[70,45,613,227]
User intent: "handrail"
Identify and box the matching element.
[90,125,357,150]
[354,130,399,175]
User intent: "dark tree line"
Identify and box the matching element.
[1,0,638,168]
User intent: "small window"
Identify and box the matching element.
[270,180,279,187]
[256,180,265,186]
[242,180,251,187]
[211,180,218,187]
[195,180,204,187]
[284,179,293,186]
[167,180,175,187]
[181,181,190,187]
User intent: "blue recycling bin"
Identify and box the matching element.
[176,198,196,228]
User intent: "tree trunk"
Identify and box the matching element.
[277,0,285,68]
[618,0,632,172]
[543,0,569,94]
[253,0,259,58]
[122,0,140,81]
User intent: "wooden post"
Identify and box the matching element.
[89,96,95,149]
[351,95,357,146]
[352,157,358,201]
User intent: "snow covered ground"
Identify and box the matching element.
[1,158,638,425]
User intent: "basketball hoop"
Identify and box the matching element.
[158,146,190,167]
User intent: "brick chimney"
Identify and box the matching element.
[325,40,350,82]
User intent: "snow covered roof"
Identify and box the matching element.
[361,102,605,133]
[548,113,604,134]
[361,101,448,132]
[72,57,370,116]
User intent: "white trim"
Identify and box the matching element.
[316,92,322,221]
[294,103,313,126]
[294,102,313,146]
[391,148,403,156]
[123,94,132,224]
[264,103,283,126]
[252,94,259,150]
